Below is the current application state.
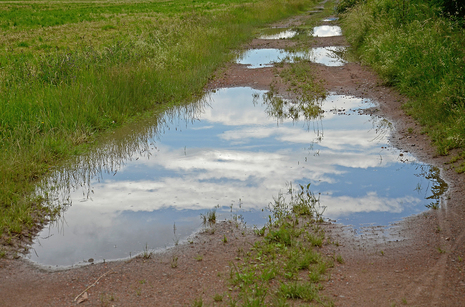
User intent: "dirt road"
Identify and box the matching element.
[1,7,465,307]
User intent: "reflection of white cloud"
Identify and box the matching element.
[260,30,297,39]
[220,124,390,152]
[312,26,342,37]
[191,125,214,130]
[32,87,432,267]
[322,193,421,218]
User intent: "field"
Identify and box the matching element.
[0,0,317,243]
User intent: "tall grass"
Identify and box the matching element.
[339,0,465,158]
[0,0,317,243]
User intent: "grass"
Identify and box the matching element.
[201,207,217,226]
[0,0,320,247]
[338,0,465,158]
[226,184,334,306]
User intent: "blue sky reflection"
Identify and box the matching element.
[28,88,444,267]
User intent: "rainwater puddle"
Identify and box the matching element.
[259,29,297,40]
[312,25,342,37]
[237,47,346,68]
[323,17,339,22]
[28,88,445,268]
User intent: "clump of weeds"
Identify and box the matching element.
[227,183,333,305]
[139,243,151,259]
[201,207,217,226]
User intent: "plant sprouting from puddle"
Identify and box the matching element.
[256,86,323,123]
[201,206,218,227]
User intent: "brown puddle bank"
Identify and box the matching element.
[1,6,465,307]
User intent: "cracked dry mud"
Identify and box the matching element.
[1,9,465,307]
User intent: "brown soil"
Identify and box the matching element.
[2,8,465,307]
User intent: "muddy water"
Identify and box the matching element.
[27,86,445,268]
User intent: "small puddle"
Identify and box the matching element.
[323,17,339,22]
[259,29,297,40]
[237,47,346,68]
[27,88,446,268]
[312,25,342,37]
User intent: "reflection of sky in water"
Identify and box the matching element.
[323,17,339,22]
[312,25,342,37]
[259,30,297,39]
[28,88,445,268]
[237,47,346,68]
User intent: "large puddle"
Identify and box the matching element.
[237,47,346,68]
[27,88,446,268]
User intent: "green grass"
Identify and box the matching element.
[338,0,465,157]
[227,184,334,306]
[0,0,320,246]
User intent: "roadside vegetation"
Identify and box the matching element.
[0,0,320,247]
[336,0,465,168]
[209,184,336,306]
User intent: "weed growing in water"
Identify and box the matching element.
[201,207,217,226]
[173,223,180,246]
[140,243,151,259]
[426,202,440,210]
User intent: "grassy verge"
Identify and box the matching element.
[222,184,336,306]
[336,0,465,165]
[0,0,319,245]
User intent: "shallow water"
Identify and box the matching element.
[259,29,297,40]
[312,25,342,37]
[323,17,339,22]
[237,47,346,68]
[27,88,445,268]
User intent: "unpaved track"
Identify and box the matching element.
[1,6,465,307]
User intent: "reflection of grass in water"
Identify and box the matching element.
[201,208,217,226]
[226,184,335,306]
[271,59,326,121]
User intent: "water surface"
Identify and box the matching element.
[312,25,342,37]
[28,88,445,268]
[237,47,346,68]
[259,29,297,40]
